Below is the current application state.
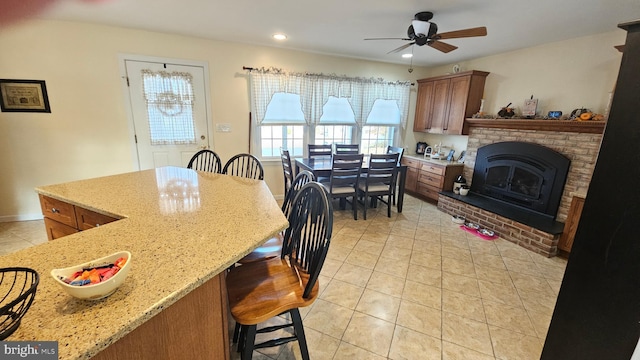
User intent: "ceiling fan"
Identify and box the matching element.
[365,11,487,54]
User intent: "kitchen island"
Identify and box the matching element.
[0,167,289,360]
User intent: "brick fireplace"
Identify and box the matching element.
[438,119,604,257]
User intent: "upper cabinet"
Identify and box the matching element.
[413,70,489,134]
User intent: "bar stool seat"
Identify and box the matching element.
[227,257,318,324]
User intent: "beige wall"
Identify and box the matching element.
[0,20,626,220]
[0,19,430,220]
[412,30,625,157]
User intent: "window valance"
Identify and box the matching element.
[249,67,411,129]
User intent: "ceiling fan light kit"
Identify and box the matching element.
[365,11,487,55]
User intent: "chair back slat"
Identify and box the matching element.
[282,182,333,299]
[334,144,360,155]
[386,146,405,165]
[281,170,315,217]
[222,153,264,180]
[365,153,399,188]
[329,154,364,189]
[187,150,223,173]
[308,144,332,158]
[281,149,294,196]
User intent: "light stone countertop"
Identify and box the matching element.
[0,167,288,360]
[404,154,465,167]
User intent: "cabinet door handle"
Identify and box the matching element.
[51,208,60,213]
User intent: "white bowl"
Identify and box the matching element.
[452,215,466,224]
[51,251,131,300]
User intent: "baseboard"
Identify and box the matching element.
[0,214,44,223]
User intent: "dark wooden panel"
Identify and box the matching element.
[541,20,640,360]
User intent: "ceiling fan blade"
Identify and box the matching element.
[387,42,414,54]
[428,40,458,53]
[364,37,411,41]
[436,26,487,40]
[614,45,625,52]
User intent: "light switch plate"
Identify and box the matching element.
[216,123,231,132]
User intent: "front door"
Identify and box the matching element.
[124,59,210,170]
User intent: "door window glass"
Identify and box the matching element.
[142,70,196,145]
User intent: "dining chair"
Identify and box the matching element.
[308,144,332,158]
[386,145,405,204]
[186,149,222,173]
[223,153,264,180]
[237,170,315,264]
[227,182,333,360]
[280,149,294,198]
[386,145,404,162]
[326,153,364,220]
[358,153,399,220]
[334,144,360,155]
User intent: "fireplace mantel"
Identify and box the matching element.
[463,118,606,134]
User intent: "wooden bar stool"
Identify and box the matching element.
[237,170,315,264]
[187,149,222,173]
[223,153,264,180]
[226,182,333,360]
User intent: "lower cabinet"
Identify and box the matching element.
[401,157,463,202]
[91,272,229,360]
[39,194,119,240]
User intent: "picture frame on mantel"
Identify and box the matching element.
[0,79,51,113]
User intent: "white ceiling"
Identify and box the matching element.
[39,0,640,67]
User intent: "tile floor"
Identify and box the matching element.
[0,195,567,359]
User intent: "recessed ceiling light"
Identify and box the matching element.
[273,34,287,40]
[402,53,413,58]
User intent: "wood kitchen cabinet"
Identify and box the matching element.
[413,70,489,135]
[557,194,586,257]
[39,194,119,240]
[401,157,463,202]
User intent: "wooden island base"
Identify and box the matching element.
[92,273,229,360]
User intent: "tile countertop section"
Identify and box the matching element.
[404,154,465,167]
[0,167,289,360]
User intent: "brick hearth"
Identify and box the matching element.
[438,194,559,257]
[438,121,604,257]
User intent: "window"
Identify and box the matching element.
[361,126,395,154]
[259,93,305,157]
[142,70,196,145]
[249,70,411,159]
[360,99,401,154]
[260,125,304,157]
[316,97,356,145]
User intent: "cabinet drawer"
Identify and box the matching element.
[416,182,440,201]
[39,195,78,228]
[75,207,118,230]
[44,217,79,240]
[401,158,421,169]
[418,172,443,188]
[420,163,445,176]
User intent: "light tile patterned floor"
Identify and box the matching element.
[0,195,567,359]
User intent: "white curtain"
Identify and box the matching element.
[249,68,411,128]
[141,70,196,145]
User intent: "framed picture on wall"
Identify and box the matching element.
[0,79,51,113]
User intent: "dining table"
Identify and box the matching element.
[294,156,407,213]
